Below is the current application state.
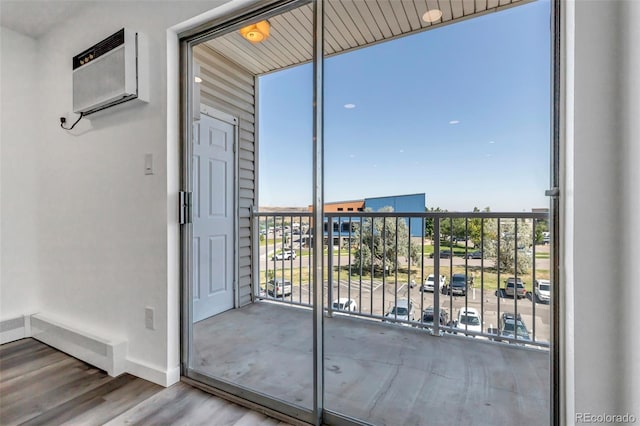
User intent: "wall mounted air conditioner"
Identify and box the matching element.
[73,28,148,115]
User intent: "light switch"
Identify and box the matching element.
[144,153,153,175]
[145,307,155,330]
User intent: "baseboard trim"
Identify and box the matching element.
[126,358,179,387]
[0,315,31,344]
[3,313,176,388]
[30,314,127,377]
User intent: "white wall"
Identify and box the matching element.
[1,0,230,384]
[565,0,640,421]
[0,27,41,320]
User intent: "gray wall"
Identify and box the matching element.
[194,44,256,307]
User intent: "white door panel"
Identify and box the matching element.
[192,111,236,322]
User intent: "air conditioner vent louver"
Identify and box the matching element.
[72,28,147,115]
[73,29,125,70]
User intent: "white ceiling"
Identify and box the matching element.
[0,1,91,39]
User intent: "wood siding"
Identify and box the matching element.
[194,45,255,307]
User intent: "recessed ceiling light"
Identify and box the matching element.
[449,120,460,125]
[344,103,356,109]
[422,9,443,23]
[240,20,270,43]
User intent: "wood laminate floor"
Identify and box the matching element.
[0,339,291,426]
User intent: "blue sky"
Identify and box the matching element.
[258,0,550,212]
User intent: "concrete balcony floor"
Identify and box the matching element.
[192,301,550,425]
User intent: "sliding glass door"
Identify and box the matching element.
[181,1,555,424]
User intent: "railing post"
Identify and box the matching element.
[327,216,333,317]
[251,207,258,303]
[433,216,440,336]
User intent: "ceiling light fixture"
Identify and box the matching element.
[240,20,270,43]
[422,9,443,23]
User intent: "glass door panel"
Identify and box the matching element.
[184,2,316,422]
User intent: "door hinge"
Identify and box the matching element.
[179,191,192,224]
[545,187,560,198]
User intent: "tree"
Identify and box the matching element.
[534,218,549,244]
[483,218,533,274]
[424,207,444,240]
[352,206,421,274]
[467,206,491,248]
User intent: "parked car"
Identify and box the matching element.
[266,279,292,297]
[534,279,551,303]
[500,312,531,342]
[445,273,468,296]
[272,249,296,260]
[332,298,357,312]
[542,231,550,244]
[505,277,527,298]
[454,307,482,335]
[429,250,452,259]
[466,250,483,259]
[421,306,448,327]
[420,274,446,292]
[384,299,415,322]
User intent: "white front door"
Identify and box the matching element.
[192,108,236,323]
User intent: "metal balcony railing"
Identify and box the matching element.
[254,210,550,348]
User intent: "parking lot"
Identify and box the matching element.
[259,244,552,345]
[261,274,551,345]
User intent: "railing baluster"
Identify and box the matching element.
[251,211,549,348]
[370,217,374,317]
[497,218,501,338]
[407,216,412,324]
[420,216,425,330]
[337,216,341,310]
[359,214,363,314]
[448,216,453,332]
[532,217,537,342]
[480,218,485,339]
[327,215,333,317]
[514,218,519,343]
[433,216,440,336]
[464,217,469,335]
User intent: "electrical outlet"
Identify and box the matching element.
[145,307,155,330]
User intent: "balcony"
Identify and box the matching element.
[190,211,551,424]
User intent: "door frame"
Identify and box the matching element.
[177,0,560,424]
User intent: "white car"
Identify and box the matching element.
[266,279,292,297]
[384,299,415,323]
[331,298,357,312]
[455,307,482,335]
[420,274,446,292]
[534,279,551,303]
[272,249,296,260]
